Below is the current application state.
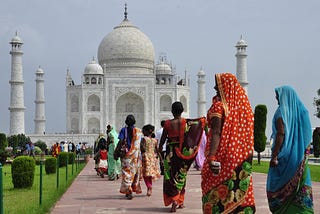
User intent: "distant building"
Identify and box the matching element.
[65,5,190,134]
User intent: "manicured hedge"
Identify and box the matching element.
[11,156,35,188]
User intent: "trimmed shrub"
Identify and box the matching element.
[68,152,75,164]
[11,156,35,188]
[58,152,68,167]
[45,157,57,174]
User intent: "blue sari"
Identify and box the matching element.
[267,86,314,213]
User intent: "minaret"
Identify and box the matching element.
[197,67,206,117]
[235,35,248,94]
[9,32,25,135]
[34,66,46,134]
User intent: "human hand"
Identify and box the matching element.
[209,161,221,175]
[269,157,278,167]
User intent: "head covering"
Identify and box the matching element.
[268,85,312,191]
[108,125,119,146]
[205,73,254,188]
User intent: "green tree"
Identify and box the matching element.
[254,105,267,164]
[314,88,320,119]
[34,140,47,152]
[7,134,31,155]
[313,128,320,158]
[0,133,8,165]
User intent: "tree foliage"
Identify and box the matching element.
[0,133,8,165]
[7,134,30,154]
[254,105,267,164]
[313,128,320,158]
[314,88,320,119]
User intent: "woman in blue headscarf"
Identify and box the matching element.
[267,86,314,213]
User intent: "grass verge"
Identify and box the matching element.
[2,160,86,214]
[252,159,320,182]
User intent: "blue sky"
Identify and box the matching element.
[0,0,320,137]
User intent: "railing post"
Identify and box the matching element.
[56,156,59,189]
[39,160,43,206]
[66,155,68,184]
[0,163,3,214]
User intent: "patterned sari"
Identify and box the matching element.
[267,86,314,213]
[118,126,142,195]
[201,73,256,213]
[163,117,206,207]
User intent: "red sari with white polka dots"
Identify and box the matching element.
[201,73,256,214]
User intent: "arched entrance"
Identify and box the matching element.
[116,92,144,131]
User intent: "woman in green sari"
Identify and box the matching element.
[106,125,121,180]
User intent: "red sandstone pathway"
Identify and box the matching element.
[50,158,320,214]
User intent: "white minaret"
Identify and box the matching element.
[235,35,248,94]
[34,66,46,134]
[9,32,25,135]
[197,67,206,117]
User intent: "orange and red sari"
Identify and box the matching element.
[201,73,256,213]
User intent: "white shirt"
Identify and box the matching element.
[155,127,166,151]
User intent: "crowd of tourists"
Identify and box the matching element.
[91,72,315,213]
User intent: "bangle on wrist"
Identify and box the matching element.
[207,155,216,161]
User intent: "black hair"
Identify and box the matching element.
[125,114,136,127]
[160,120,165,127]
[171,101,184,116]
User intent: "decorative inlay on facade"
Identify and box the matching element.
[115,87,145,100]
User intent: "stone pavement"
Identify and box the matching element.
[50,158,320,214]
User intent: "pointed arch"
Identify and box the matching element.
[88,117,100,134]
[180,95,187,110]
[71,95,79,112]
[87,94,100,111]
[116,92,144,130]
[160,95,172,111]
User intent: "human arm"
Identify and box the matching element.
[207,116,222,174]
[158,128,168,153]
[270,117,285,167]
[140,138,146,153]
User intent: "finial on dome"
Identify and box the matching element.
[15,31,18,36]
[124,3,128,20]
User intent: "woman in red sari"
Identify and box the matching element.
[201,73,256,213]
[159,101,206,212]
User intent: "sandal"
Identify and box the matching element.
[178,204,185,209]
[147,188,152,196]
[170,201,177,212]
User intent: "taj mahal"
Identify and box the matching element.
[8,5,248,146]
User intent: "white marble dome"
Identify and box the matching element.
[97,19,155,74]
[155,61,172,75]
[84,58,103,75]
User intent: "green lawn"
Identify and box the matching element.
[252,159,320,182]
[1,160,85,214]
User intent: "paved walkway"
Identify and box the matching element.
[51,158,320,214]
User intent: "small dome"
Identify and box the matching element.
[197,68,205,76]
[36,66,44,74]
[155,61,172,75]
[84,58,103,75]
[235,36,247,47]
[10,32,23,44]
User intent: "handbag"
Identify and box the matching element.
[114,128,128,160]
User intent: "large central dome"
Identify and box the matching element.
[97,18,155,74]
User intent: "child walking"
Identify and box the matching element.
[94,143,108,178]
[140,124,161,196]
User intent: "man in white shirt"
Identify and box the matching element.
[155,120,166,175]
